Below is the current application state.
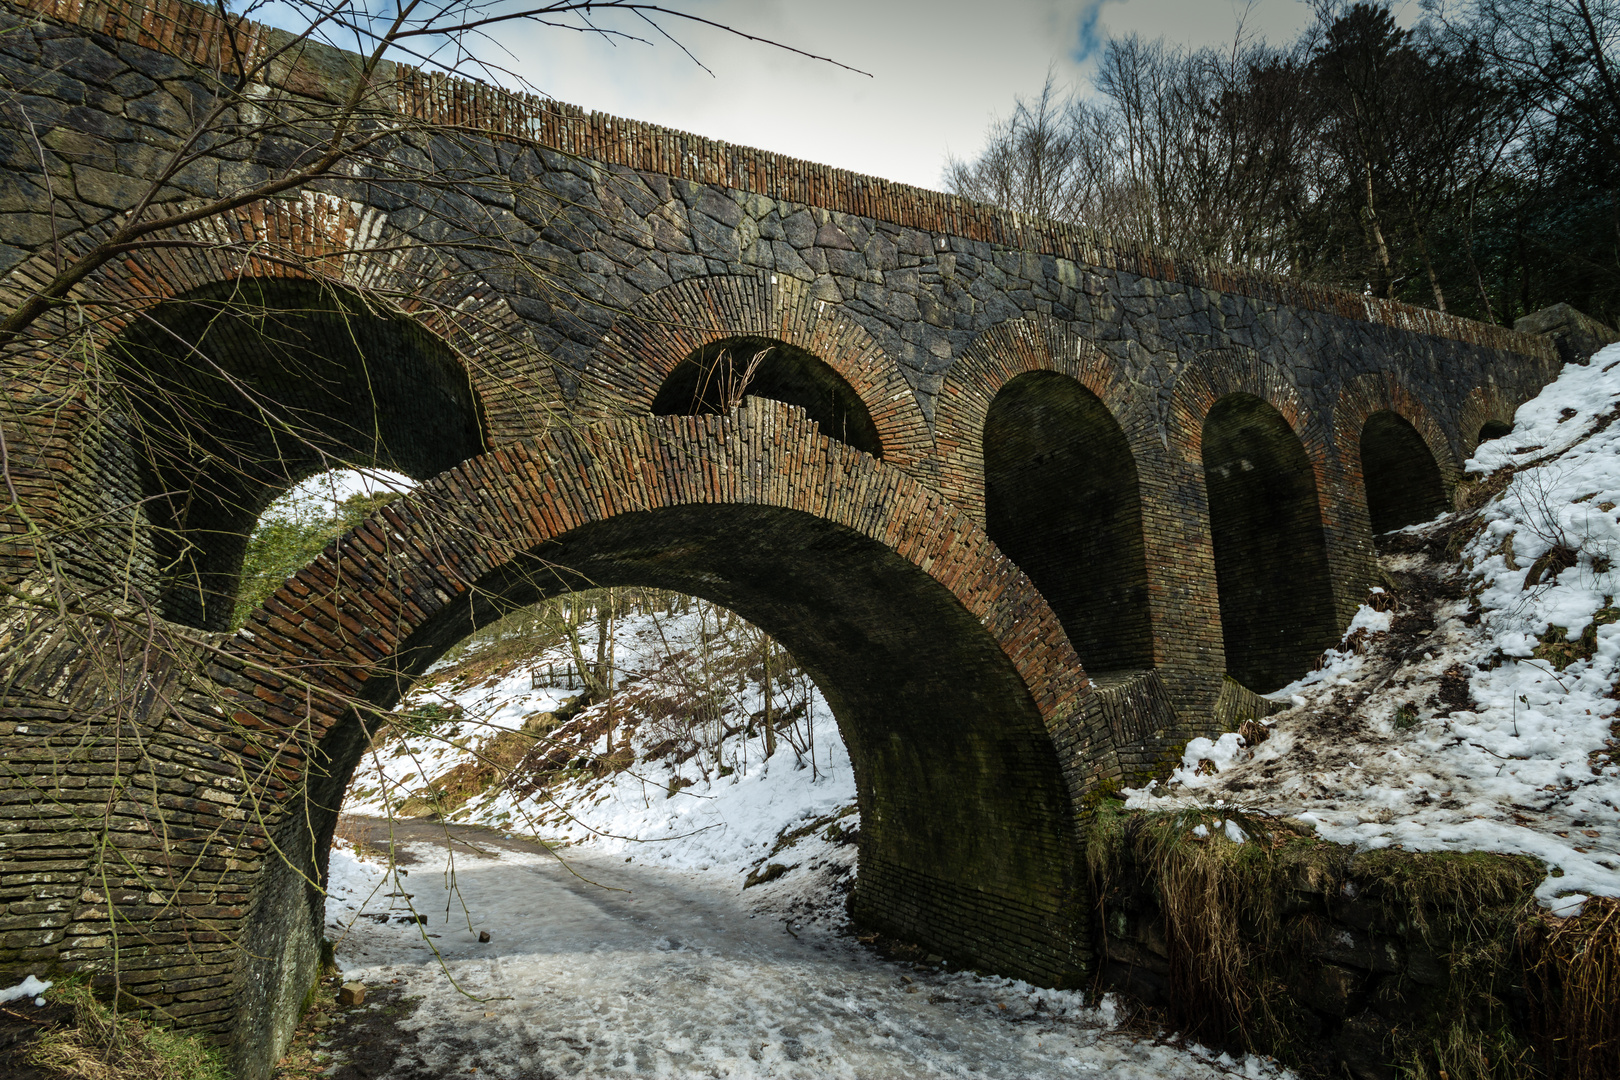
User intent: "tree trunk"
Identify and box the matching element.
[762,633,775,759]
[1361,160,1396,297]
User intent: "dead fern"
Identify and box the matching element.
[1520,896,1620,1080]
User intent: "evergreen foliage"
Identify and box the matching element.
[232,487,399,628]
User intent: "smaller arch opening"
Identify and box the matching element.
[984,371,1152,674]
[1360,411,1449,537]
[652,337,882,458]
[113,279,485,630]
[1203,393,1337,692]
[234,468,412,629]
[1478,420,1513,445]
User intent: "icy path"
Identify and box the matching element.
[323,825,1287,1079]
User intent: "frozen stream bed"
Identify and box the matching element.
[319,819,1288,1079]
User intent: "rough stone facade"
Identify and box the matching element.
[1095,836,1542,1080]
[0,0,1567,1074]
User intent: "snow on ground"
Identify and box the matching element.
[0,974,50,1005]
[344,604,855,878]
[322,838,1292,1080]
[1131,346,1620,915]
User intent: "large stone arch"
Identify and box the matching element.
[209,401,1112,1077]
[585,273,933,469]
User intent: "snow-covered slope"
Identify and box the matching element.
[343,602,856,896]
[1135,346,1620,915]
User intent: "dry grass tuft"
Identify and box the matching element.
[26,981,229,1080]
[1520,896,1620,1080]
[1087,801,1554,1078]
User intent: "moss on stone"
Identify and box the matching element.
[1086,801,1552,1079]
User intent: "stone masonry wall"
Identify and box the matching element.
[0,0,1574,1072]
[0,0,1561,733]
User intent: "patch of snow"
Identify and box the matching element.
[1129,345,1620,914]
[346,606,852,877]
[0,973,51,1005]
[322,842,1295,1080]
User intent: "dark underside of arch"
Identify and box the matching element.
[1361,411,1448,537]
[984,371,1153,674]
[112,279,485,630]
[1203,395,1338,693]
[295,503,1086,989]
[651,337,883,457]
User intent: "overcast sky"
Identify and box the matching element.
[473,0,1346,191]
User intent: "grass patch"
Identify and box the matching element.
[26,980,230,1080]
[1085,801,1562,1079]
[1520,896,1620,1080]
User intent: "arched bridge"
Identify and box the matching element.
[0,0,1562,1074]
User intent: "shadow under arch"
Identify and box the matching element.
[111,277,487,630]
[222,403,1104,1076]
[983,370,1152,674]
[1360,410,1448,536]
[1203,393,1337,692]
[651,335,883,456]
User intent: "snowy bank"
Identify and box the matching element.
[1130,345,1620,915]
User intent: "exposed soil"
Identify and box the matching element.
[0,998,76,1080]
[1218,524,1470,797]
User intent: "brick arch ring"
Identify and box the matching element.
[1167,346,1316,462]
[1459,384,1525,458]
[1332,372,1462,493]
[934,313,1150,523]
[1166,346,1340,508]
[217,401,1118,1076]
[583,273,934,469]
[0,191,559,442]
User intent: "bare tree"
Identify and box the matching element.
[943,31,1320,274]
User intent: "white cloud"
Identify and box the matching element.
[268,0,1427,192]
[488,0,1089,189]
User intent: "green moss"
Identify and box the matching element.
[1087,804,1544,1079]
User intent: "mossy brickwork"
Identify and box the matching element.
[0,404,1114,1077]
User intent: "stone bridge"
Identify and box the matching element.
[0,0,1563,1073]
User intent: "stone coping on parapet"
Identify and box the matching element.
[8,0,1553,362]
